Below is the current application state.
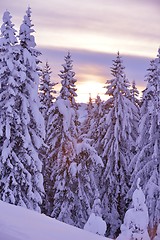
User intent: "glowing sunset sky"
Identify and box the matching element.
[0,0,159,102]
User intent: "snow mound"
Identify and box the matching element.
[0,201,112,240]
[117,179,150,240]
[84,213,106,236]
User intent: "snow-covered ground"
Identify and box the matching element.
[0,201,112,240]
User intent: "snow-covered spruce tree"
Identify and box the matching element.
[82,94,105,147]
[129,50,160,238]
[0,10,20,204]
[93,95,108,153]
[81,94,94,136]
[47,52,103,228]
[42,52,78,216]
[39,61,57,123]
[17,7,45,212]
[17,6,45,212]
[59,52,77,107]
[0,8,45,212]
[39,61,57,213]
[71,135,103,228]
[130,80,140,107]
[117,179,150,240]
[100,52,139,238]
[84,191,106,236]
[82,95,105,188]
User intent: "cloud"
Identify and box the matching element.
[39,46,151,102]
[34,0,159,58]
[1,0,159,59]
[0,0,159,101]
[39,46,151,88]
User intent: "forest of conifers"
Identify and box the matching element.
[0,7,159,240]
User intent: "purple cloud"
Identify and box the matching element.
[0,0,159,101]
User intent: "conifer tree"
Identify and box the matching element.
[117,179,150,240]
[45,52,103,228]
[130,49,160,236]
[19,7,45,211]
[39,61,57,123]
[130,80,140,106]
[84,191,106,236]
[84,95,105,187]
[81,94,94,137]
[72,136,103,227]
[100,52,139,238]
[43,52,78,215]
[18,7,45,212]
[39,62,57,212]
[0,8,45,212]
[0,10,20,205]
[59,52,77,107]
[93,95,108,153]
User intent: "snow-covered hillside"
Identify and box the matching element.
[0,201,112,240]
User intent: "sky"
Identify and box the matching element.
[0,0,159,102]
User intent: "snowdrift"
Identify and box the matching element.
[0,200,112,240]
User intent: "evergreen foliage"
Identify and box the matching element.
[130,49,160,233]
[81,95,94,137]
[49,53,103,228]
[0,9,159,239]
[39,61,57,213]
[59,52,77,107]
[0,8,45,212]
[39,61,57,120]
[0,10,20,205]
[42,52,78,215]
[84,191,106,236]
[117,179,150,240]
[130,80,140,106]
[100,52,139,238]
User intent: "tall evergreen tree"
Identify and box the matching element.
[0,8,45,212]
[42,52,78,216]
[18,6,45,212]
[93,95,108,153]
[44,52,103,228]
[0,10,20,205]
[117,179,150,240]
[39,61,57,212]
[100,52,139,238]
[129,49,160,236]
[83,95,105,188]
[81,94,94,137]
[59,52,77,107]
[39,61,57,123]
[130,80,140,106]
[84,191,106,236]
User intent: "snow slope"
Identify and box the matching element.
[0,201,112,240]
